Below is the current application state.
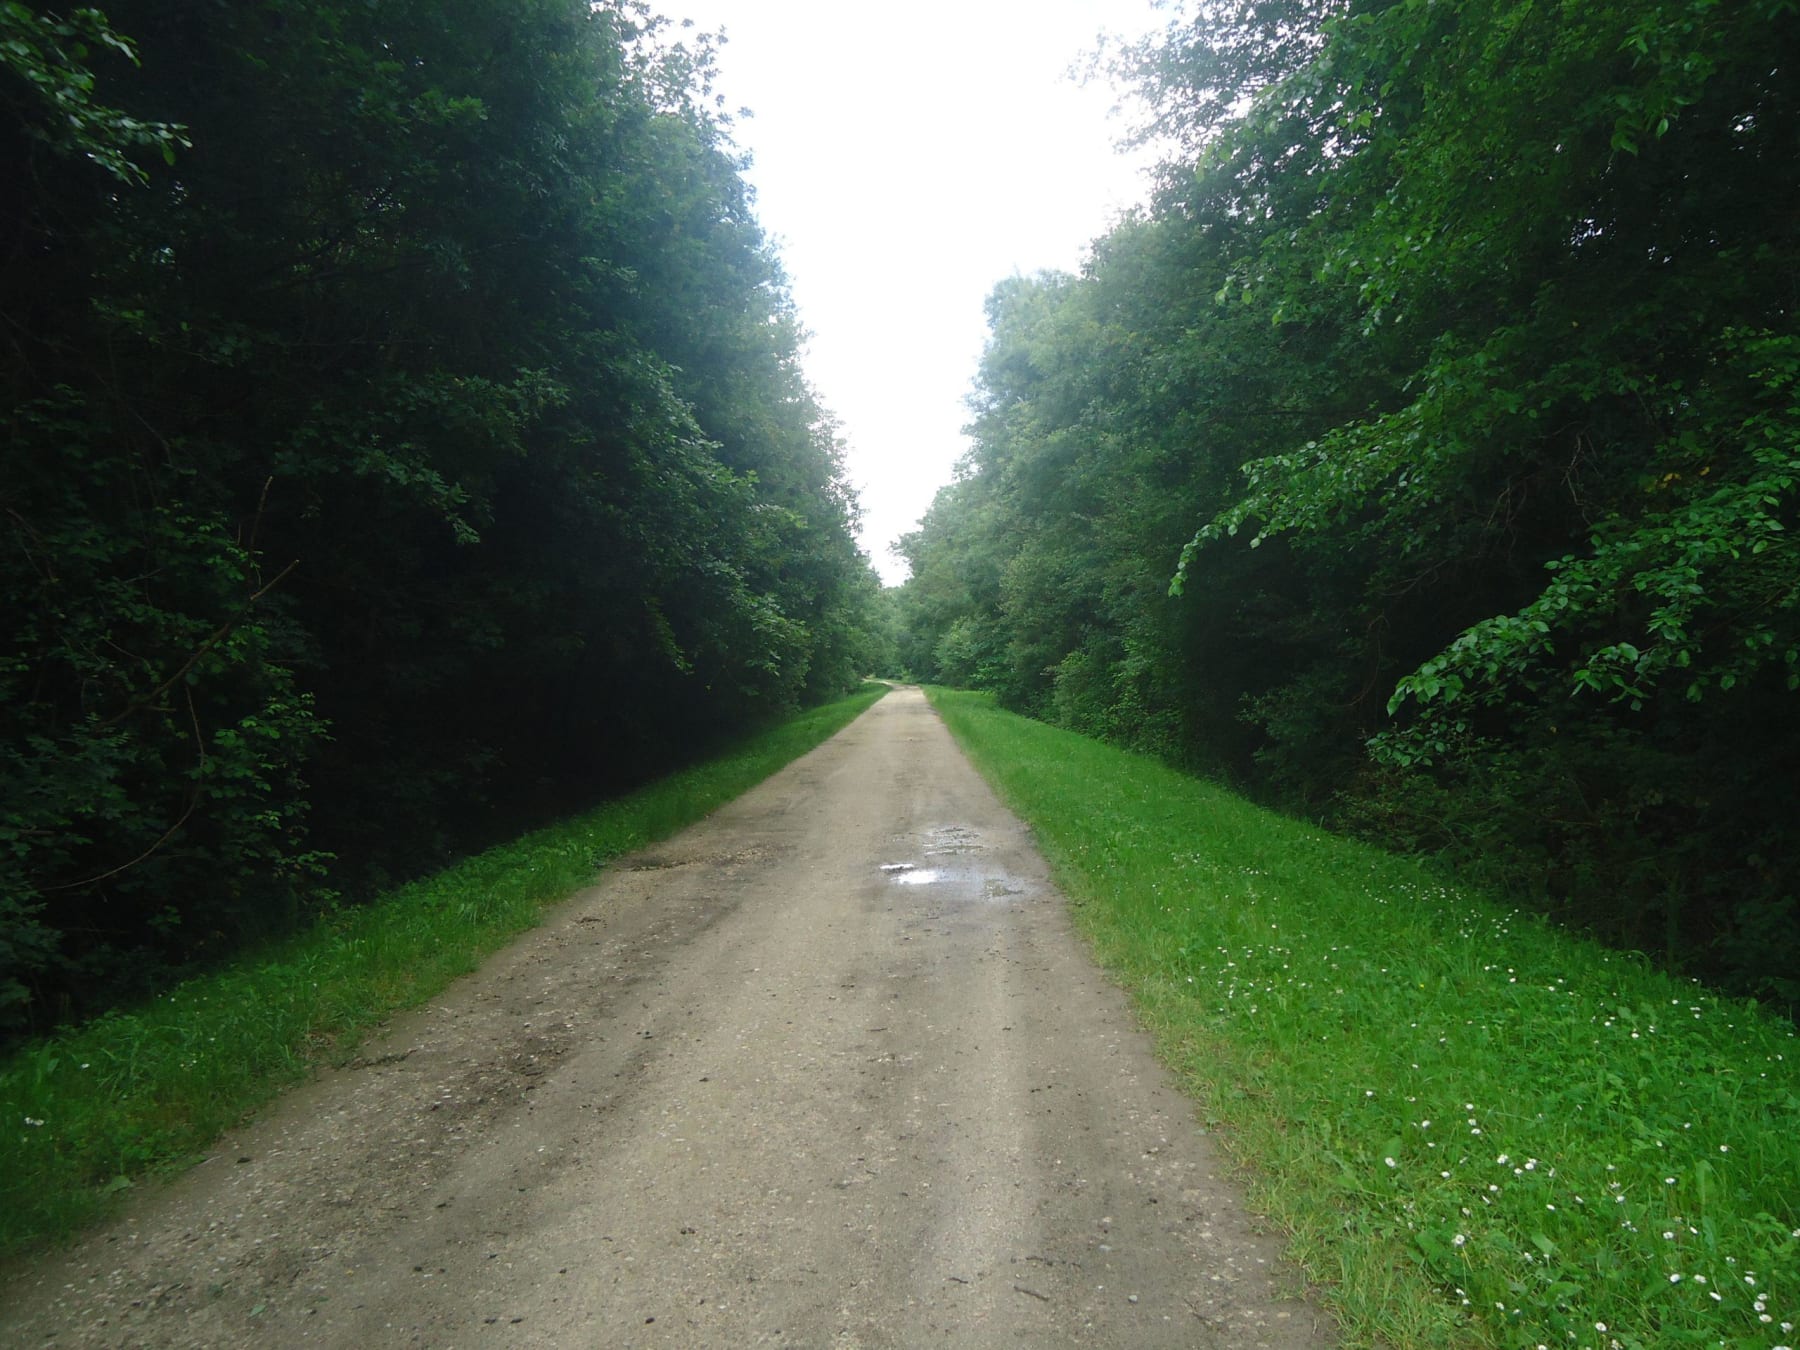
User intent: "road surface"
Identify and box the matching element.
[1,688,1336,1347]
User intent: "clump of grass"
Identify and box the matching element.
[928,688,1800,1350]
[0,684,887,1257]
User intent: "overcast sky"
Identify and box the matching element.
[662,1,1168,584]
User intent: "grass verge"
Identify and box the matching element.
[927,688,1799,1350]
[0,683,887,1258]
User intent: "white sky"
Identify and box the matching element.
[661,1,1168,584]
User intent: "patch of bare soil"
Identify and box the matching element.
[0,688,1336,1347]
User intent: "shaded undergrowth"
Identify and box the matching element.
[929,687,1799,1350]
[0,684,887,1257]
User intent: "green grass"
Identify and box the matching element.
[0,683,887,1258]
[927,688,1800,1350]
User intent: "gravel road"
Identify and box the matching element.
[1,687,1336,1348]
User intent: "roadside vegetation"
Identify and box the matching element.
[930,688,1800,1350]
[0,684,886,1258]
[895,0,1800,1008]
[3,0,887,1042]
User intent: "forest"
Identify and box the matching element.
[894,0,1800,1005]
[0,0,885,1033]
[6,0,1796,1036]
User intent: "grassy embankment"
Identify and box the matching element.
[0,683,887,1257]
[928,688,1798,1350]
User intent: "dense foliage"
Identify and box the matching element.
[896,0,1800,1004]
[1,0,881,1030]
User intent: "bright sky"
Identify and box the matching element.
[662,1,1168,584]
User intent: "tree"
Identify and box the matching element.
[897,0,1800,1001]
[1,0,882,1031]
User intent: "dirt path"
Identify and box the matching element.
[1,688,1335,1348]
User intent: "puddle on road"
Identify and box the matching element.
[877,857,1027,901]
[880,862,945,886]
